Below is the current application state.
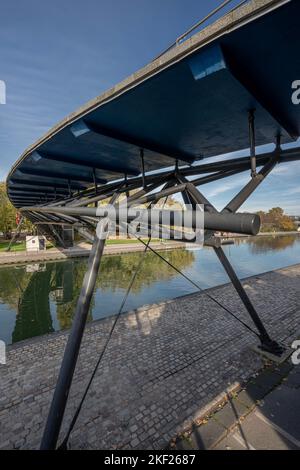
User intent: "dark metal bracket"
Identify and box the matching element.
[248,109,257,178]
[16,141,295,450]
[140,148,146,188]
[40,192,119,450]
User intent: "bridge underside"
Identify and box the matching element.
[25,142,298,451]
[6,0,300,210]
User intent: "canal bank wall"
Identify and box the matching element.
[0,241,185,266]
[219,231,300,238]
[1,232,299,266]
[0,263,300,450]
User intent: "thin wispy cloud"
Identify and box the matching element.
[204,175,249,199]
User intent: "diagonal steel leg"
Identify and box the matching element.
[181,177,284,356]
[40,189,120,450]
[213,245,284,355]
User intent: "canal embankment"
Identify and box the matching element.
[1,263,300,450]
[1,231,299,266]
[0,240,186,266]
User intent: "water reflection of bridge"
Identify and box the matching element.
[1,236,299,343]
[1,249,195,343]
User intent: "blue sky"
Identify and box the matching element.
[0,0,299,214]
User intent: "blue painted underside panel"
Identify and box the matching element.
[8,0,300,206]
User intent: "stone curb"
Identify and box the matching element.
[0,242,185,266]
[172,359,294,450]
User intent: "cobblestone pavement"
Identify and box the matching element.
[1,264,300,450]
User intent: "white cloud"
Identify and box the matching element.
[204,174,249,198]
[285,187,300,195]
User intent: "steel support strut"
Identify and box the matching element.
[40,219,109,449]
[249,109,257,178]
[140,149,146,188]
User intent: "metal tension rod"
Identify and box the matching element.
[249,109,257,177]
[40,193,118,450]
[124,173,129,198]
[140,149,146,188]
[68,179,72,198]
[92,168,98,195]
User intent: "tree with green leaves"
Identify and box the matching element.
[0,182,34,238]
[0,182,16,238]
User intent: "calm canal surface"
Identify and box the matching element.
[1,234,300,344]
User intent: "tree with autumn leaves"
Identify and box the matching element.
[0,182,16,237]
[0,182,33,238]
[257,207,297,232]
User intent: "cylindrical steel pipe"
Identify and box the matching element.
[22,206,261,235]
[204,211,260,235]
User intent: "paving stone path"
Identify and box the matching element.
[1,264,300,450]
[175,360,300,450]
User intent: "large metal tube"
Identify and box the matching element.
[204,211,260,235]
[124,210,260,235]
[22,205,261,235]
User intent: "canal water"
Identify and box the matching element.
[1,234,300,345]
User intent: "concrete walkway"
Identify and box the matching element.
[174,359,300,450]
[0,264,300,450]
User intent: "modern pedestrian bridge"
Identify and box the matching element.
[6,0,300,450]
[7,0,300,209]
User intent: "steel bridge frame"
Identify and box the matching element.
[16,140,300,449]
